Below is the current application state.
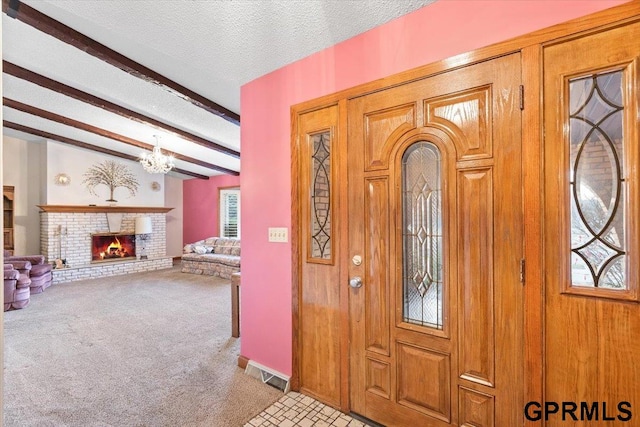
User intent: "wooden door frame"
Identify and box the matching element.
[290,2,640,422]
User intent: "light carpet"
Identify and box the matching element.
[3,266,282,426]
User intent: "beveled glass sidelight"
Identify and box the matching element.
[402,142,443,329]
[569,70,626,289]
[310,131,332,260]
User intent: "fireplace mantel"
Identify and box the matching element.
[38,205,173,213]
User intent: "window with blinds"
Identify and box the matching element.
[220,188,240,238]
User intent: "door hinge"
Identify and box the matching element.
[520,259,525,284]
[519,85,524,110]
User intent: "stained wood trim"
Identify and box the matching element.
[3,121,210,179]
[521,45,544,425]
[2,0,240,126]
[337,98,350,412]
[3,97,237,174]
[237,355,249,369]
[38,205,173,213]
[2,61,240,159]
[290,106,301,392]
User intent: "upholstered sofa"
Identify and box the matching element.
[181,237,240,279]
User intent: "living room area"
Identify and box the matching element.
[3,136,183,284]
[2,135,363,426]
[1,134,273,425]
[1,40,278,420]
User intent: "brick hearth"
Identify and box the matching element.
[39,206,173,284]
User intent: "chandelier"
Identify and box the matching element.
[140,135,175,174]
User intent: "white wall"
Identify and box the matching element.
[46,140,164,206]
[2,137,177,255]
[2,136,45,255]
[164,174,183,257]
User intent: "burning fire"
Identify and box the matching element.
[92,233,135,263]
[99,236,130,259]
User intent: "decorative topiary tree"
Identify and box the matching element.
[83,160,139,202]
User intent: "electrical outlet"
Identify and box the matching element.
[268,227,288,242]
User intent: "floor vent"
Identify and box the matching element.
[245,360,290,393]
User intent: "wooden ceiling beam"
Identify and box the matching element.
[2,0,240,126]
[3,121,210,180]
[3,97,239,176]
[3,61,240,159]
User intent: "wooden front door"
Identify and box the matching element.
[347,54,524,426]
[543,21,640,426]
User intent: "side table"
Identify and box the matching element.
[231,272,241,337]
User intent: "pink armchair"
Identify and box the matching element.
[4,250,53,294]
[4,264,31,311]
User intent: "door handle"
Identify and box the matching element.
[349,276,363,288]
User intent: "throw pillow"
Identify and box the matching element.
[193,245,208,254]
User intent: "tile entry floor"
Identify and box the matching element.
[245,391,373,427]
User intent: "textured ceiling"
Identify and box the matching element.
[2,0,437,178]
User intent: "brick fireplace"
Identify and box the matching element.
[39,205,174,284]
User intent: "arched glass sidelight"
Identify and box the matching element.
[402,142,443,329]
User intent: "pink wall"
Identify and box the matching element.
[239,0,629,376]
[183,174,240,245]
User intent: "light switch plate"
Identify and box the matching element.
[268,227,288,242]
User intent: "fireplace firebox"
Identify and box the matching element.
[91,233,136,262]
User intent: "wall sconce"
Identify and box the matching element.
[54,173,71,186]
[135,216,152,259]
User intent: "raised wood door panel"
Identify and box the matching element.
[363,177,391,357]
[349,54,523,427]
[457,167,495,388]
[364,104,417,171]
[295,105,343,407]
[426,87,492,161]
[543,21,640,425]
